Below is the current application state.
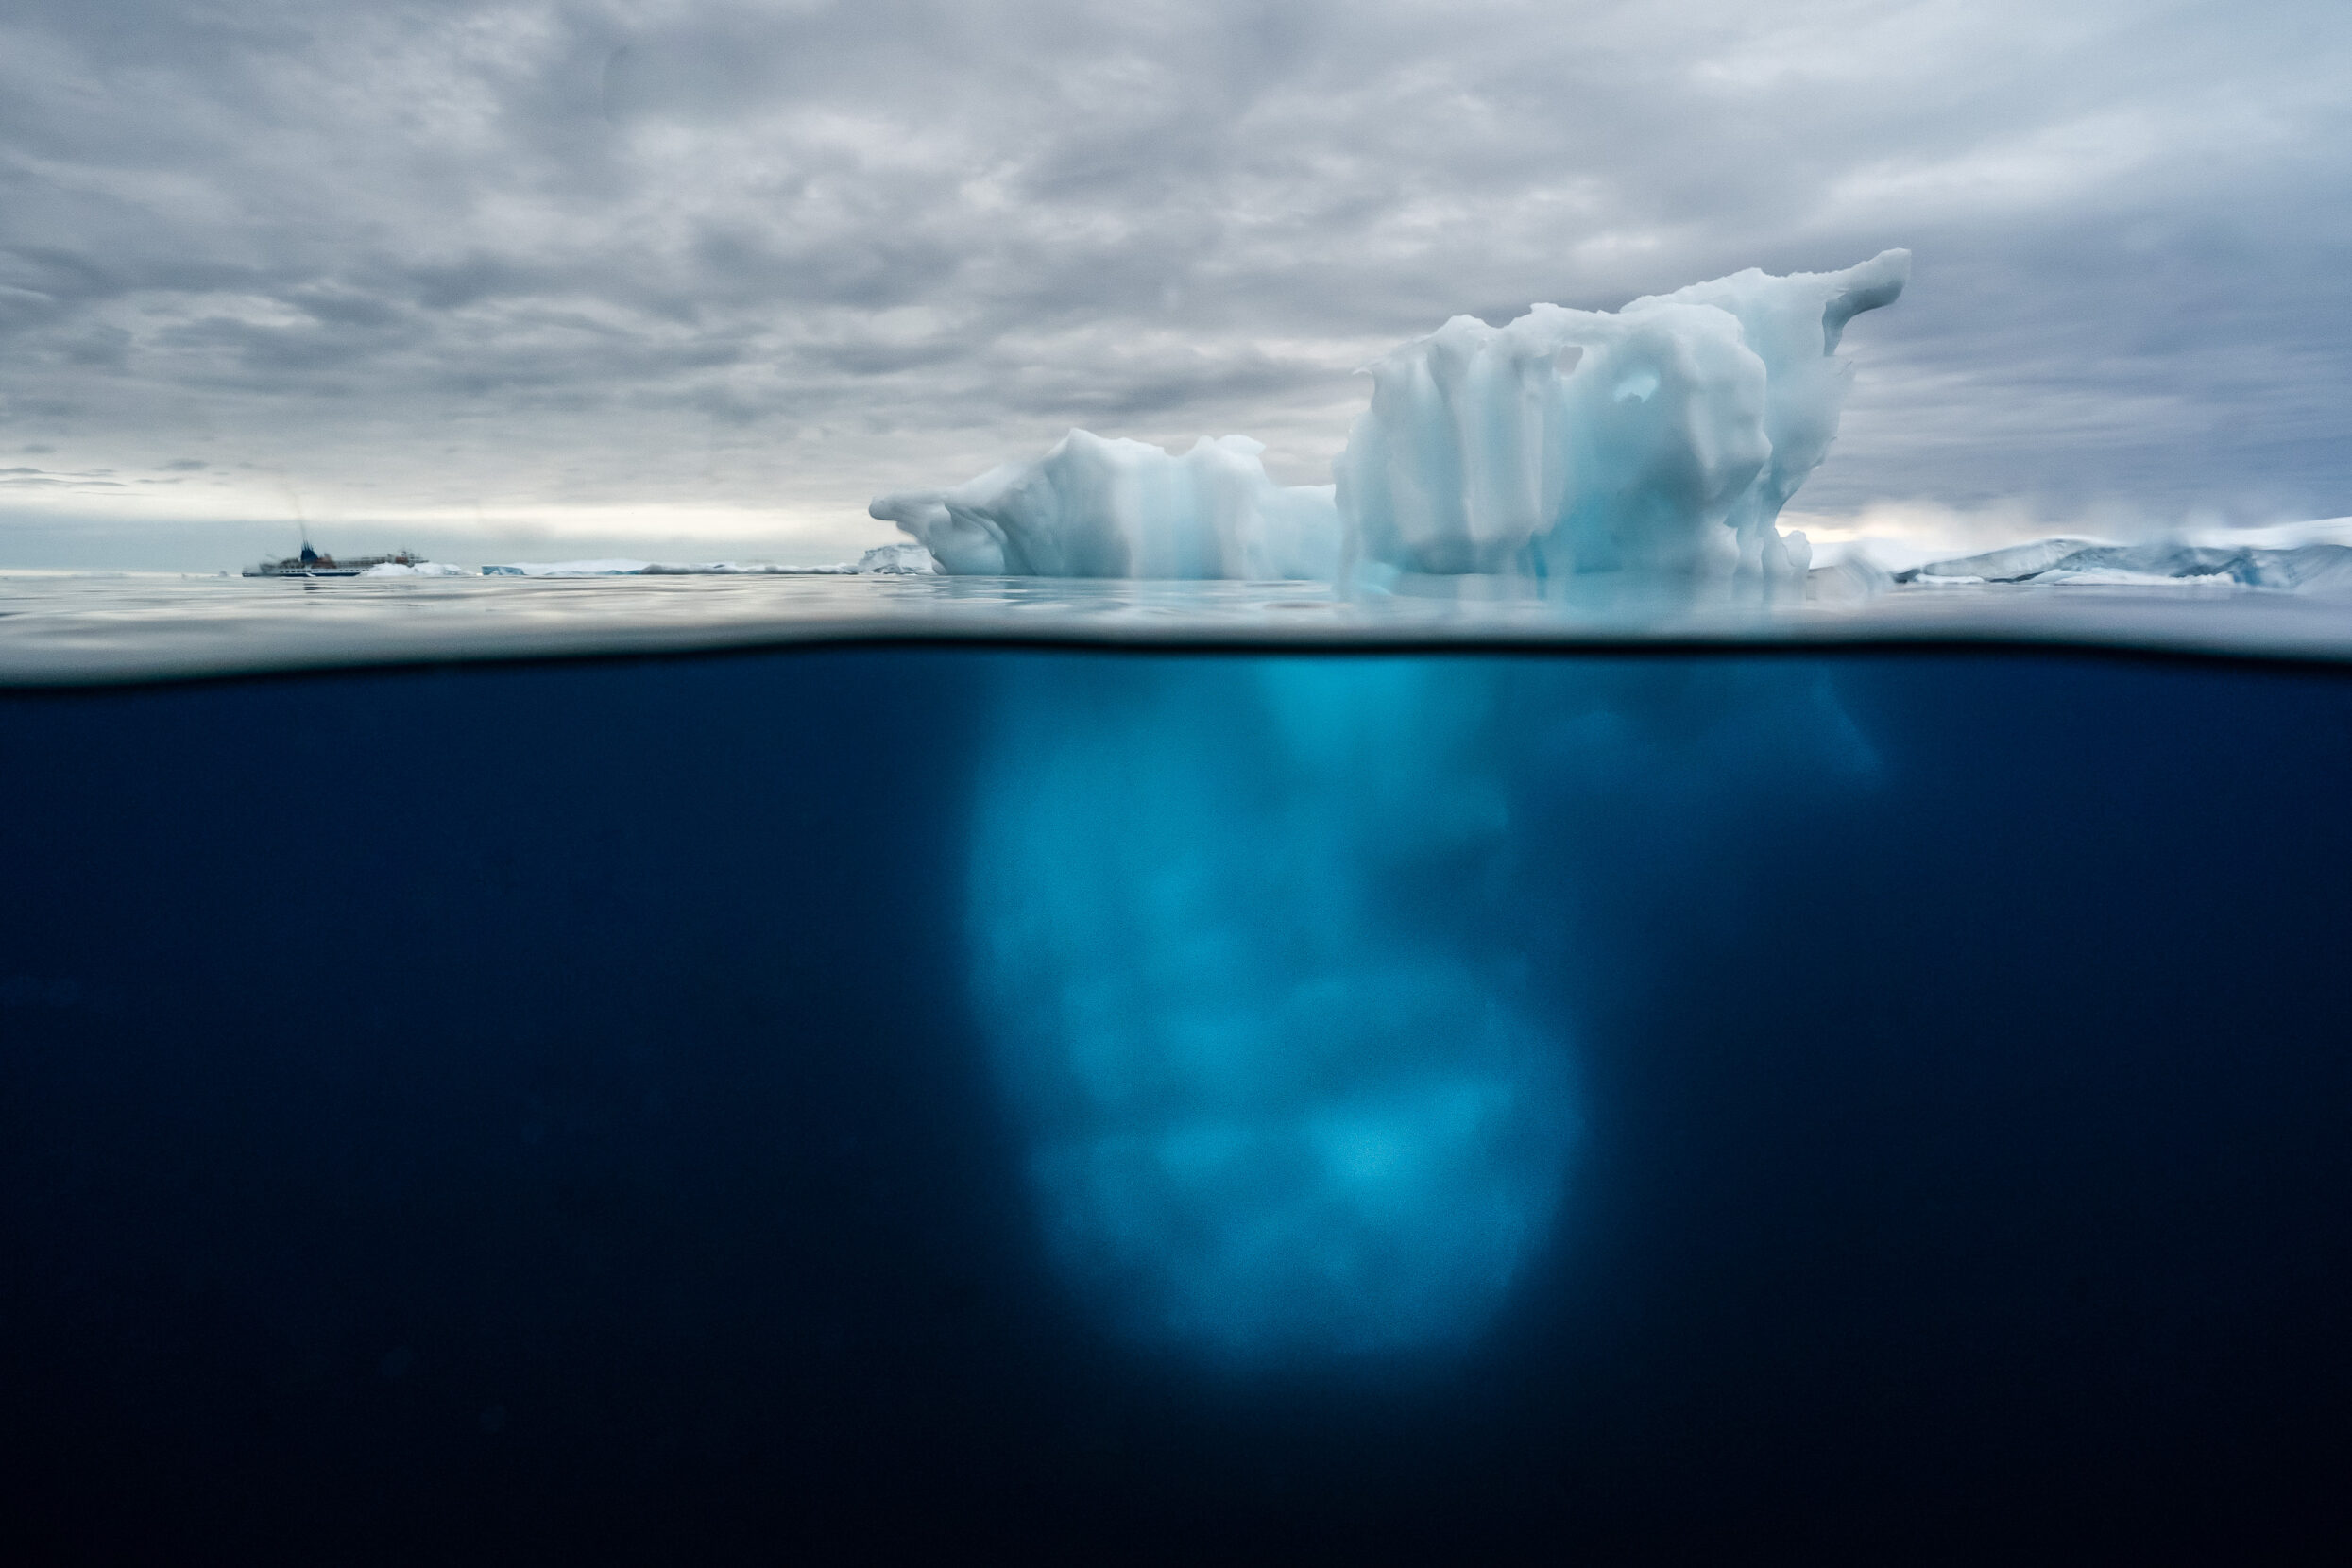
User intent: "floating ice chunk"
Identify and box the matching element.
[639,560,860,574]
[1898,538,2352,593]
[871,430,1341,579]
[359,560,474,577]
[1901,538,2100,584]
[1338,251,1909,585]
[852,540,938,574]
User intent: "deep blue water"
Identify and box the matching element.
[5,645,2352,1561]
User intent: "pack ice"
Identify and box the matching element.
[872,251,1907,583]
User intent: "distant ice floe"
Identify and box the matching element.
[358,560,475,577]
[1897,536,2352,594]
[469,543,941,577]
[874,251,1908,586]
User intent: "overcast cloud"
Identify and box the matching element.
[2,0,2347,566]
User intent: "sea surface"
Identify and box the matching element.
[5,572,2351,1561]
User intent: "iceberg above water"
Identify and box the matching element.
[873,251,1908,584]
[871,430,1339,579]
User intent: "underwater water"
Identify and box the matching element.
[6,617,2352,1559]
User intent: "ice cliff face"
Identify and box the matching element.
[1340,250,1908,585]
[872,251,1907,584]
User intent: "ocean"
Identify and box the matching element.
[4,573,2351,1560]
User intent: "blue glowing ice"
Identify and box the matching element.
[969,659,1575,1359]
[966,655,1887,1363]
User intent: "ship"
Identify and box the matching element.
[242,538,428,578]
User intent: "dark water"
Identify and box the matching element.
[4,645,2351,1561]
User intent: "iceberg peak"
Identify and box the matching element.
[1338,248,1908,585]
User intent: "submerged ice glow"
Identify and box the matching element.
[969,654,1883,1361]
[969,659,1575,1358]
[875,251,1907,585]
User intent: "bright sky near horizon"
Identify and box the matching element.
[3,0,2348,568]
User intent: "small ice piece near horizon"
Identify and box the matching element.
[358,559,475,578]
[873,251,1907,585]
[849,540,939,574]
[468,543,940,578]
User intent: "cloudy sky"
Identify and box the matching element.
[3,0,2347,568]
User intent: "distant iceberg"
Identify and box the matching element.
[874,251,1908,585]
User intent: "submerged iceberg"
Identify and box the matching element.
[873,251,1906,584]
[969,656,1884,1361]
[970,660,1576,1358]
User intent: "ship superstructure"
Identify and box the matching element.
[242,541,427,578]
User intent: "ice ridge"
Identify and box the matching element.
[1900,539,2352,592]
[873,251,1908,584]
[451,544,940,578]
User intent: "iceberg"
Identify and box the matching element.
[849,540,939,575]
[873,252,1907,584]
[871,430,1339,580]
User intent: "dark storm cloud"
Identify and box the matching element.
[2,0,2349,554]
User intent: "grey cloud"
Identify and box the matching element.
[2,0,2349,560]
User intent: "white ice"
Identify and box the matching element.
[873,252,1908,584]
[871,430,1339,580]
[1899,534,2352,593]
[358,560,474,577]
[1339,250,1908,586]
